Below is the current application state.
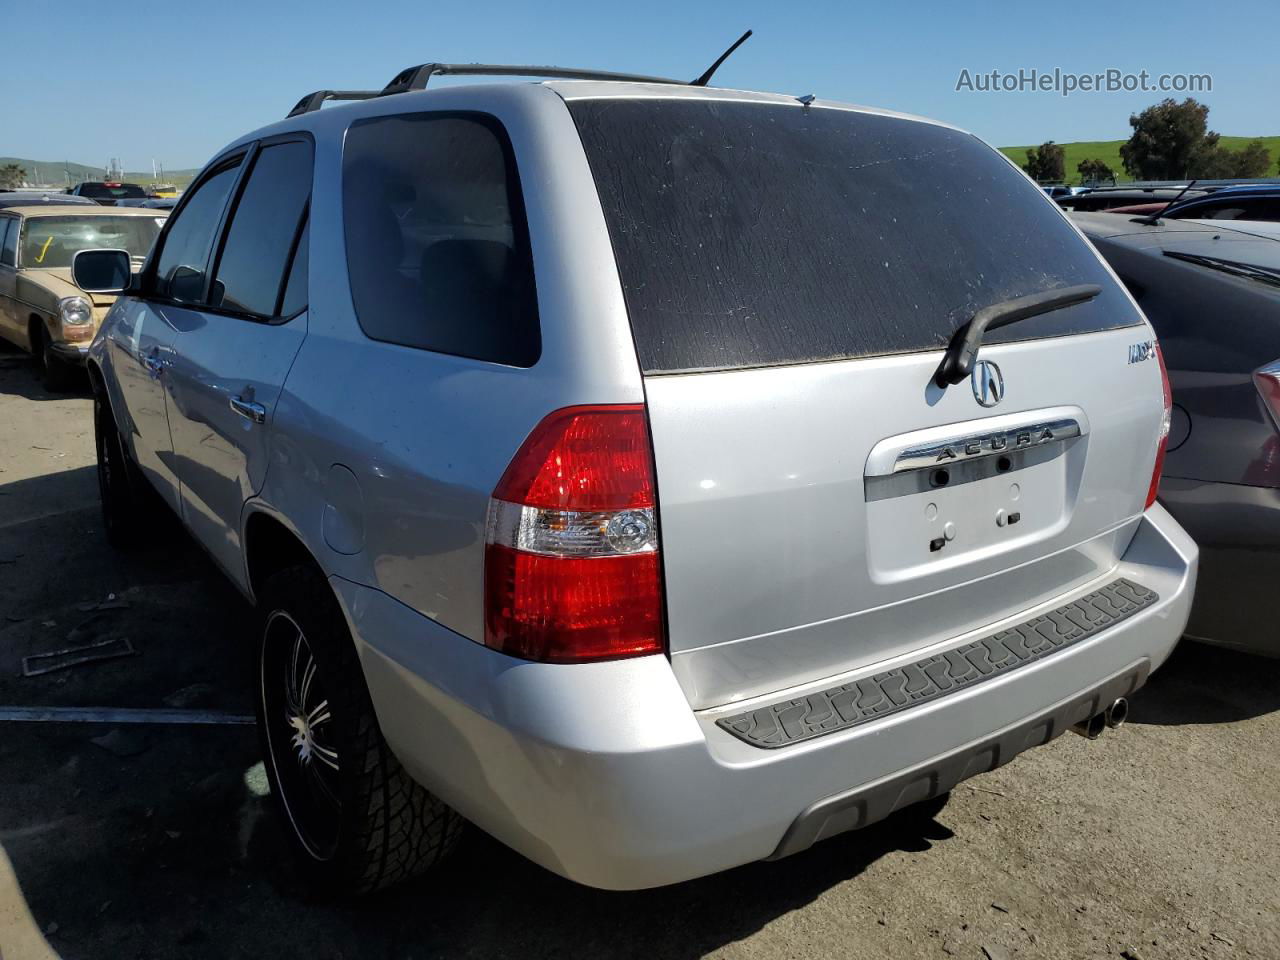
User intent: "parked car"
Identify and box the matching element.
[0,192,97,209]
[1103,185,1280,222]
[0,205,166,387]
[67,181,148,206]
[1073,211,1278,655]
[75,65,1195,895]
[116,196,178,209]
[1058,186,1210,212]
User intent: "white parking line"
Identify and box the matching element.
[0,706,255,725]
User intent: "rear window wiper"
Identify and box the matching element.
[933,284,1103,387]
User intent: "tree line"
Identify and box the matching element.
[1024,97,1277,184]
[0,163,26,189]
[6,97,1271,192]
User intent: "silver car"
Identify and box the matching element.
[74,65,1197,895]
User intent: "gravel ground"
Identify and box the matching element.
[0,344,1277,960]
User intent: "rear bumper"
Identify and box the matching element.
[337,504,1196,890]
[769,662,1144,858]
[1159,477,1280,655]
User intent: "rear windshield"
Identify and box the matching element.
[77,183,147,199]
[569,99,1138,374]
[21,215,162,268]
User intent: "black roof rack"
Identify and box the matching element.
[287,89,381,118]
[285,65,679,117]
[287,31,753,117]
[381,63,683,96]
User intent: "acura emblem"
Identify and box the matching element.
[971,360,1004,407]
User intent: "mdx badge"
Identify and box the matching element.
[971,360,1004,407]
[1128,340,1156,364]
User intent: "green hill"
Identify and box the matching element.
[998,136,1280,184]
[0,157,198,189]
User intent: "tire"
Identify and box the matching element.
[94,390,146,550]
[42,347,78,391]
[29,323,46,374]
[256,565,462,895]
[31,323,76,392]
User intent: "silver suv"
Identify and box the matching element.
[74,62,1198,895]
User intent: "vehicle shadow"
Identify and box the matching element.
[0,466,98,530]
[2,727,953,960]
[1128,638,1280,726]
[330,800,955,959]
[0,343,90,401]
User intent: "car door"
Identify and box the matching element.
[0,216,18,344]
[162,137,312,584]
[106,154,246,515]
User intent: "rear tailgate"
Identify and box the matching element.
[567,96,1163,709]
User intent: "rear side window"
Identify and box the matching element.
[342,112,539,367]
[212,140,312,317]
[153,160,241,303]
[0,219,15,266]
[569,99,1139,374]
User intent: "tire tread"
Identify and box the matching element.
[260,566,462,895]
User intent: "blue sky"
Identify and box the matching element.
[5,0,1277,172]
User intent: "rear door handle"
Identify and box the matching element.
[142,354,167,378]
[230,396,267,424]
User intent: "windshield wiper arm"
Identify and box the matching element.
[933,284,1102,388]
[1163,251,1280,289]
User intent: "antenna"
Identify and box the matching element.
[690,29,752,86]
[1135,179,1198,226]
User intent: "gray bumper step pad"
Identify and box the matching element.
[717,578,1158,749]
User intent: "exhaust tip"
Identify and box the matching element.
[1106,697,1129,729]
[1070,711,1108,740]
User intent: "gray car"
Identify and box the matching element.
[73,65,1196,895]
[1073,212,1279,656]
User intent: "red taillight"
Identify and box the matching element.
[484,405,664,663]
[1145,345,1173,509]
[492,405,654,510]
[1255,364,1280,430]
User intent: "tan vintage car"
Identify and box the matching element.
[0,205,167,388]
